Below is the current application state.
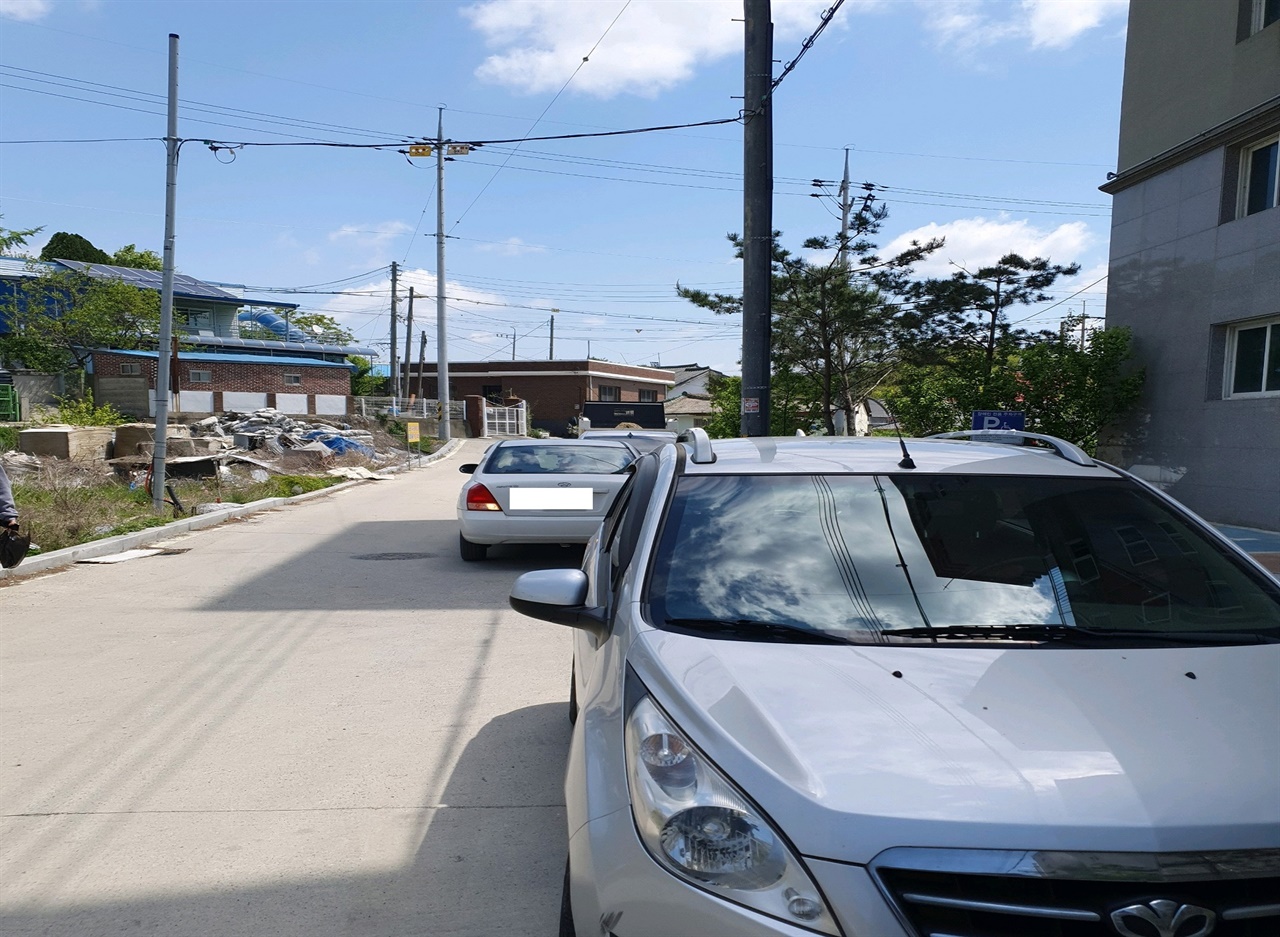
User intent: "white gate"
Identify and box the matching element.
[483,403,527,437]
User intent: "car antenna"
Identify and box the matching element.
[884,401,915,469]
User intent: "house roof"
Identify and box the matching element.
[0,257,299,309]
[664,393,714,415]
[98,349,355,370]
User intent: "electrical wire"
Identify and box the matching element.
[449,0,633,232]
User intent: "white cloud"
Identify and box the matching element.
[475,236,548,257]
[0,0,52,21]
[881,217,1094,277]
[923,0,1126,58]
[327,221,413,269]
[462,0,847,98]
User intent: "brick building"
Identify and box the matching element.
[405,360,674,435]
[92,349,353,418]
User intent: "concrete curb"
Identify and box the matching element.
[1,437,464,582]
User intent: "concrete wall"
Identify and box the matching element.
[1117,0,1280,170]
[1101,147,1280,528]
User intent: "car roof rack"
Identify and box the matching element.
[677,426,716,463]
[928,430,1095,467]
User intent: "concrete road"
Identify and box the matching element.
[0,439,580,937]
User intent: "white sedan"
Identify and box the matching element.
[456,438,639,561]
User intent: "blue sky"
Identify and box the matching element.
[0,0,1128,375]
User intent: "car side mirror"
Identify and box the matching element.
[509,569,606,639]
[460,463,478,474]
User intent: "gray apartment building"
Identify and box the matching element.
[1099,0,1279,529]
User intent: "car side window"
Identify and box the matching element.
[607,453,662,599]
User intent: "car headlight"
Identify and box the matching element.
[625,693,841,935]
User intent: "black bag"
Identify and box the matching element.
[1,529,31,569]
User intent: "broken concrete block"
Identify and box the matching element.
[20,426,116,461]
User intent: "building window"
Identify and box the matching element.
[482,384,503,403]
[1226,318,1280,397]
[283,374,302,385]
[119,362,141,376]
[598,385,621,402]
[1253,0,1280,32]
[638,388,658,402]
[189,370,212,384]
[1239,134,1279,217]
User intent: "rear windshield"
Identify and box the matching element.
[485,444,633,475]
[646,474,1280,644]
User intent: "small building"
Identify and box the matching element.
[1,257,373,419]
[1097,0,1279,528]
[664,393,713,434]
[406,359,673,435]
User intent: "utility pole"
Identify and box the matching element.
[416,331,427,401]
[404,286,415,398]
[741,0,773,437]
[511,325,517,360]
[434,109,451,441]
[549,309,556,360]
[838,147,851,268]
[389,261,400,400]
[151,33,180,513]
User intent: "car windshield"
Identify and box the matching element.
[486,444,633,475]
[646,474,1280,645]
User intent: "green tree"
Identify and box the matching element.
[110,244,163,271]
[0,265,160,371]
[1012,320,1144,454]
[1,216,43,255]
[901,253,1081,410]
[348,355,385,396]
[39,232,112,265]
[680,216,941,435]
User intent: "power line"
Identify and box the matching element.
[450,0,634,232]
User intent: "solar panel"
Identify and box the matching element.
[55,259,240,300]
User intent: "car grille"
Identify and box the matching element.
[871,848,1280,937]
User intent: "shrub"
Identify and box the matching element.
[31,391,128,427]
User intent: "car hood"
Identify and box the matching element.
[632,631,1280,862]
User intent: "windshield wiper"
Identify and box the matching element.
[883,624,1280,645]
[664,618,853,645]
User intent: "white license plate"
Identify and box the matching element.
[509,487,593,510]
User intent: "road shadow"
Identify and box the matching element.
[199,519,585,612]
[0,704,572,937]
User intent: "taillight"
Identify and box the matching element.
[466,483,502,511]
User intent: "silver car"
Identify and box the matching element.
[511,429,1280,937]
[456,438,637,561]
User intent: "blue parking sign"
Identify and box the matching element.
[971,410,1025,431]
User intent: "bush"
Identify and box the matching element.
[31,391,128,427]
[0,426,17,451]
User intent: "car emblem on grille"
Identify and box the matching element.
[1110,899,1216,937]
[557,482,571,487]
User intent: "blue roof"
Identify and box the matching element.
[102,349,355,370]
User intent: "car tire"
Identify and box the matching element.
[558,855,576,937]
[568,661,579,725]
[459,533,488,561]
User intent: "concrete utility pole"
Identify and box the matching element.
[389,261,400,400]
[838,147,851,268]
[549,309,556,360]
[435,107,451,441]
[404,286,415,397]
[740,0,774,436]
[416,331,427,401]
[151,33,180,513]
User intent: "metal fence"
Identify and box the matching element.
[352,397,466,421]
[483,403,527,437]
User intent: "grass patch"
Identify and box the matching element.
[10,464,346,554]
[0,426,18,452]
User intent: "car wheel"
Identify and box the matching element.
[558,855,576,937]
[568,661,578,725]
[459,533,488,561]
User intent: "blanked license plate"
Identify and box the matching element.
[509,487,593,510]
